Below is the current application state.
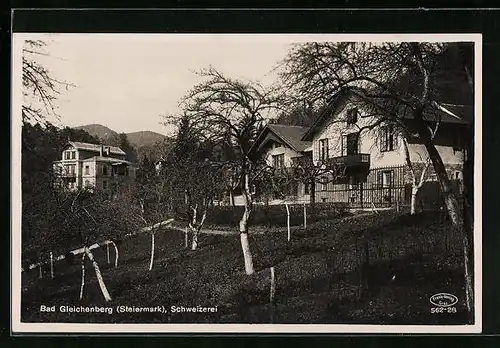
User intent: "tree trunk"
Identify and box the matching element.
[49,251,54,279]
[230,190,235,207]
[414,110,462,226]
[79,253,86,300]
[240,175,255,275]
[463,227,474,323]
[85,247,112,302]
[191,228,198,251]
[410,185,418,215]
[462,124,474,323]
[310,180,316,208]
[149,233,155,271]
[423,142,462,225]
[184,227,189,248]
[240,232,254,275]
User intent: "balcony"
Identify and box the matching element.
[328,153,370,169]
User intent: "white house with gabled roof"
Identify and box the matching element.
[53,141,137,192]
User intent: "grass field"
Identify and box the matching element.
[21,209,469,324]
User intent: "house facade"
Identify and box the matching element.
[248,124,312,204]
[248,91,471,209]
[301,92,470,208]
[53,141,137,193]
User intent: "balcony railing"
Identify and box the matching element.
[328,153,370,167]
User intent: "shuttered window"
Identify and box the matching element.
[319,139,329,162]
[380,125,398,152]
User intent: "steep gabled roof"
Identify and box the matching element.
[301,90,473,141]
[249,124,312,156]
[66,141,126,156]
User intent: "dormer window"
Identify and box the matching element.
[346,107,358,125]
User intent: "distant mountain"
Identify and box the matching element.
[126,131,167,149]
[74,124,117,140]
[74,124,167,149]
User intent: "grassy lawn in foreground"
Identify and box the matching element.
[21,209,468,324]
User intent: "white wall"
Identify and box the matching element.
[312,101,464,169]
[312,102,406,168]
[264,145,302,168]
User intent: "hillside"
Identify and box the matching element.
[74,124,166,149]
[126,131,167,148]
[21,210,467,324]
[74,124,117,140]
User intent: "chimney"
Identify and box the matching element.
[100,144,104,157]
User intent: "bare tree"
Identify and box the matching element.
[280,42,469,226]
[134,156,172,271]
[183,160,226,250]
[22,40,74,125]
[165,67,282,275]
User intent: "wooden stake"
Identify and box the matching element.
[303,203,307,229]
[270,266,276,323]
[38,256,43,279]
[79,253,86,300]
[270,267,276,303]
[149,233,155,271]
[285,203,291,242]
[106,240,119,268]
[49,251,54,278]
[106,243,110,264]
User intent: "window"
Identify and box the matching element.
[65,151,71,160]
[321,176,328,191]
[85,165,90,175]
[455,171,461,180]
[346,107,358,125]
[342,132,360,156]
[65,164,76,175]
[71,151,76,159]
[272,154,285,169]
[102,165,108,176]
[103,180,107,189]
[319,138,329,162]
[304,183,310,195]
[85,180,90,187]
[381,125,397,152]
[379,170,393,188]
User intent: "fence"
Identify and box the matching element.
[315,165,406,209]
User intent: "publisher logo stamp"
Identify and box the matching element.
[429,293,458,314]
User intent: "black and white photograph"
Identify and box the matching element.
[11,33,481,333]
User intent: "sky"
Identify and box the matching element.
[19,34,297,136]
[15,33,479,137]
